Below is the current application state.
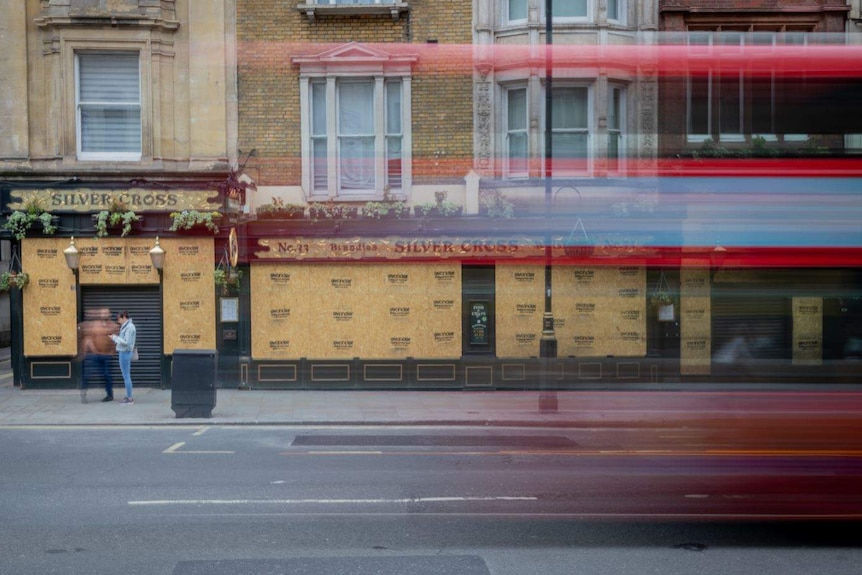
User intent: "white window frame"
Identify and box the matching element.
[541,82,593,177]
[75,51,142,162]
[503,85,529,179]
[505,0,529,25]
[542,0,592,23]
[607,0,625,24]
[317,0,397,3]
[295,44,415,200]
[607,84,626,176]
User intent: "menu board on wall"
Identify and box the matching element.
[250,263,461,360]
[77,238,160,285]
[792,297,822,365]
[22,239,77,356]
[552,266,646,357]
[680,267,711,375]
[496,265,544,358]
[162,237,216,352]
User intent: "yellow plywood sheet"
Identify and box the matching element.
[552,266,646,357]
[496,265,544,358]
[21,238,77,356]
[77,237,160,285]
[793,297,822,365]
[162,237,216,352]
[251,263,461,360]
[680,267,711,375]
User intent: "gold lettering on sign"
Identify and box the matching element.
[256,237,545,261]
[8,189,218,213]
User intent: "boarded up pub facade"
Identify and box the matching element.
[4,177,680,391]
[5,181,861,390]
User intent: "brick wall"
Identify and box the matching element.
[238,0,474,187]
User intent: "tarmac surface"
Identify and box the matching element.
[1,346,861,427]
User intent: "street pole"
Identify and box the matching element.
[539,0,558,412]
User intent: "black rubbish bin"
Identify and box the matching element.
[171,349,217,418]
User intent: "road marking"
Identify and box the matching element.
[128,496,538,506]
[193,426,210,436]
[0,372,13,380]
[280,448,862,458]
[307,451,383,455]
[163,441,234,455]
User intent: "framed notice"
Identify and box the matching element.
[470,301,490,345]
[220,297,239,323]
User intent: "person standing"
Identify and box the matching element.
[90,308,118,402]
[110,310,137,405]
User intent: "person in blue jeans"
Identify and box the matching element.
[110,310,137,405]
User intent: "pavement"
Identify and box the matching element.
[1,346,861,427]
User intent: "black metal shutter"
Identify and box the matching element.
[712,287,790,367]
[81,287,162,388]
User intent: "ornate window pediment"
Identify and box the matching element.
[292,42,418,75]
[296,0,411,23]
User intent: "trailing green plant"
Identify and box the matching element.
[0,271,29,292]
[648,272,677,310]
[362,200,409,219]
[479,190,515,219]
[308,201,359,221]
[214,267,243,290]
[169,210,222,233]
[94,199,141,238]
[415,191,462,217]
[3,198,57,240]
[255,197,305,218]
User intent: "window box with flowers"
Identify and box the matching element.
[308,201,360,221]
[3,199,58,240]
[93,199,142,238]
[478,190,515,219]
[169,210,223,234]
[414,191,463,218]
[256,198,306,220]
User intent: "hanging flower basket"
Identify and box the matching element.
[562,218,594,257]
[0,271,29,292]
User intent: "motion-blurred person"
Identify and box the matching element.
[110,310,137,405]
[79,308,118,403]
[77,309,97,404]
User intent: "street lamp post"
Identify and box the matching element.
[539,0,558,412]
[64,236,82,319]
[149,237,166,388]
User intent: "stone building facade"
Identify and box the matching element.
[0,0,238,389]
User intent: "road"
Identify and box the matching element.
[1,425,861,575]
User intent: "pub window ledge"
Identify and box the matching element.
[296,3,411,23]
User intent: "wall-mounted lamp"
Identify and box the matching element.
[149,236,165,277]
[63,237,80,276]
